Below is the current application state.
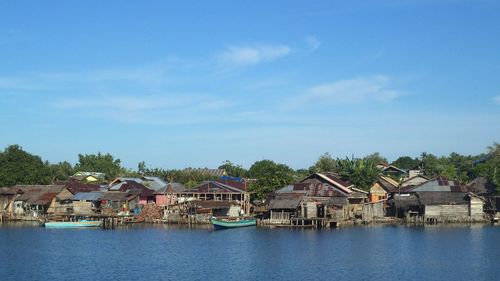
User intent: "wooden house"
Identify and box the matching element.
[392,192,486,222]
[0,187,22,220]
[9,185,65,219]
[369,176,399,202]
[46,187,75,216]
[70,192,103,215]
[186,200,241,222]
[108,180,155,205]
[267,172,367,225]
[177,180,251,215]
[101,191,139,216]
[154,182,186,207]
[268,193,303,224]
[467,177,499,214]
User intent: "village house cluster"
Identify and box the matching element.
[0,165,499,227]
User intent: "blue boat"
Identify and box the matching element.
[44,220,102,228]
[209,216,256,230]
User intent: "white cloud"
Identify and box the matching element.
[217,44,291,66]
[49,94,232,124]
[494,95,500,105]
[289,75,403,107]
[51,94,228,111]
[305,36,321,51]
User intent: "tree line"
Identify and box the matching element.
[0,143,498,198]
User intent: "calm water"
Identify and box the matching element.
[1,223,499,281]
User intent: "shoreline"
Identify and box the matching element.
[1,220,497,230]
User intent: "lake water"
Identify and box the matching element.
[1,223,499,281]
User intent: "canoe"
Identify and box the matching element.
[210,217,256,230]
[44,220,102,228]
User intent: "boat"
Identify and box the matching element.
[209,216,256,230]
[43,220,102,228]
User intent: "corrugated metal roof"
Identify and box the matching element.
[417,192,469,205]
[467,177,496,195]
[0,187,20,195]
[102,192,136,202]
[14,185,65,205]
[187,181,246,194]
[296,173,352,196]
[108,182,125,191]
[65,180,101,194]
[269,194,303,210]
[410,178,467,192]
[71,192,103,201]
[141,176,167,191]
[154,182,187,194]
[183,168,227,177]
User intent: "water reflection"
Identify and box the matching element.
[0,223,499,281]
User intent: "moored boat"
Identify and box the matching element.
[44,220,102,228]
[210,216,256,230]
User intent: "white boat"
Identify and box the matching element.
[44,220,102,228]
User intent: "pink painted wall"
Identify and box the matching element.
[155,195,168,206]
[155,195,177,206]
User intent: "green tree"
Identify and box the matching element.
[138,161,147,174]
[74,152,122,180]
[391,156,420,170]
[337,157,378,191]
[472,143,500,193]
[0,145,51,186]
[48,161,74,182]
[218,160,248,177]
[294,168,310,181]
[248,160,295,199]
[363,152,388,166]
[420,153,457,179]
[309,152,338,173]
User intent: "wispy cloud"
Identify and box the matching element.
[217,44,291,66]
[49,94,232,124]
[305,36,321,51]
[494,95,500,105]
[288,75,403,107]
[51,94,230,110]
[0,77,37,92]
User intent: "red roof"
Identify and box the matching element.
[215,179,248,191]
[65,180,100,194]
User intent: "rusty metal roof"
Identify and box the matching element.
[14,185,65,205]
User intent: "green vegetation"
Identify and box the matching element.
[75,153,122,180]
[0,145,51,186]
[248,160,296,199]
[0,143,498,195]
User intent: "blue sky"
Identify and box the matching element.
[1,1,499,169]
